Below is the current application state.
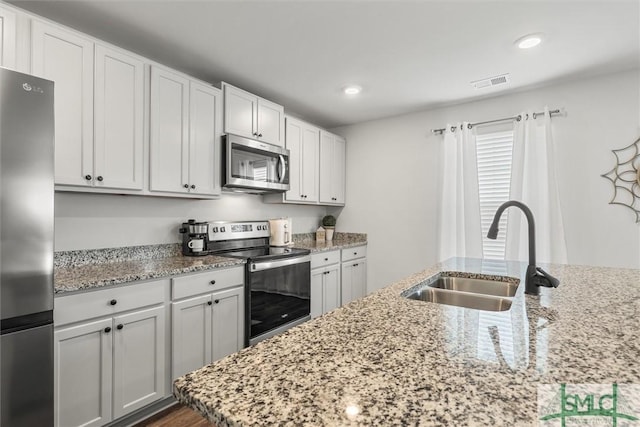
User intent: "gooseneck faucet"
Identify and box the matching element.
[487,200,559,295]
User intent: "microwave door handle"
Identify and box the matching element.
[278,155,286,183]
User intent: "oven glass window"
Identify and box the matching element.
[231,143,289,184]
[249,261,310,339]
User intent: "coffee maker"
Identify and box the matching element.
[179,219,209,256]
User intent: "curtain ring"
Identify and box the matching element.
[459,124,464,131]
[532,112,538,119]
[525,113,529,120]
[467,123,472,130]
[516,114,522,122]
[450,126,456,133]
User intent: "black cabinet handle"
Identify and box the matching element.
[96,176,103,182]
[324,258,328,261]
[210,280,216,285]
[104,327,111,333]
[258,133,263,137]
[353,263,359,267]
[109,299,117,306]
[190,184,196,189]
[214,299,220,304]
[183,184,189,189]
[85,174,92,181]
[253,132,258,136]
[116,324,123,330]
[207,301,213,306]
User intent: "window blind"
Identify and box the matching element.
[476,130,514,260]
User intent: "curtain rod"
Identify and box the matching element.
[430,108,562,135]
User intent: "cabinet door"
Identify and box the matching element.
[319,131,334,204]
[301,125,320,202]
[211,286,244,362]
[150,66,189,193]
[333,136,346,204]
[310,268,324,319]
[0,6,16,69]
[54,318,113,427]
[32,21,94,187]
[189,81,221,196]
[323,265,341,314]
[284,118,304,202]
[94,44,144,190]
[223,84,257,139]
[113,306,166,419]
[171,294,212,380]
[341,260,367,305]
[257,98,285,147]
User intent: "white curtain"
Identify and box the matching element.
[438,122,483,261]
[506,107,568,264]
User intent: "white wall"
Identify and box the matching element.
[333,69,640,293]
[55,192,326,251]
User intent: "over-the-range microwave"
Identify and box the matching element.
[222,134,290,194]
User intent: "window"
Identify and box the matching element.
[476,130,514,260]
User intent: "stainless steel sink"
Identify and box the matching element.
[404,288,512,312]
[427,275,518,297]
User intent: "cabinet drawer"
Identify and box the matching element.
[172,266,244,300]
[341,245,367,262]
[310,250,340,269]
[55,279,167,326]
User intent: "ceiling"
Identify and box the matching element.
[11,0,639,128]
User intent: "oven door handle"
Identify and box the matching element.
[250,255,310,272]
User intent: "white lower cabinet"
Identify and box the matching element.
[340,245,368,305]
[171,267,245,380]
[310,264,340,319]
[54,280,168,427]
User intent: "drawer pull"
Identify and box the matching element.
[324,258,328,261]
[214,299,220,304]
[116,324,123,330]
[207,301,213,306]
[210,280,216,285]
[109,299,117,306]
[353,263,359,267]
[104,327,111,333]
[353,252,358,255]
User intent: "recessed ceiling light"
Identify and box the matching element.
[343,85,362,95]
[515,33,543,49]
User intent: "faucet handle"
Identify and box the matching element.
[534,267,560,288]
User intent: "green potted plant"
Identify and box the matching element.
[322,215,336,241]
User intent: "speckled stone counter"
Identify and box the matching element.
[173,258,640,426]
[292,232,367,253]
[54,244,244,294]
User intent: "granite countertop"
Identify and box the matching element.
[173,258,640,426]
[293,232,368,253]
[54,234,367,294]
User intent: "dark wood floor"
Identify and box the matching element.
[134,404,214,427]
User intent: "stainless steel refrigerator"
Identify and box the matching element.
[0,67,54,426]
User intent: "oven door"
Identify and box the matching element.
[247,256,310,345]
[223,134,290,193]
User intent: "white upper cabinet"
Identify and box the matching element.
[150,66,190,194]
[32,20,94,187]
[94,44,144,190]
[320,131,346,205]
[0,5,16,69]
[189,81,222,196]
[32,21,144,191]
[150,66,221,197]
[223,83,285,147]
[284,116,319,203]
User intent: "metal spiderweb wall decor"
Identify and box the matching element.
[601,137,640,222]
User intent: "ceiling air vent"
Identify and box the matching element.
[471,73,510,90]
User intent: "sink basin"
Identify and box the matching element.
[404,288,512,312]
[428,274,519,297]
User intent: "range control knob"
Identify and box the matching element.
[220,227,226,232]
[212,227,218,233]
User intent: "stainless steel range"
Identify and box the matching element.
[205,220,311,346]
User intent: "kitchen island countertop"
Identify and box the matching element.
[173,257,640,426]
